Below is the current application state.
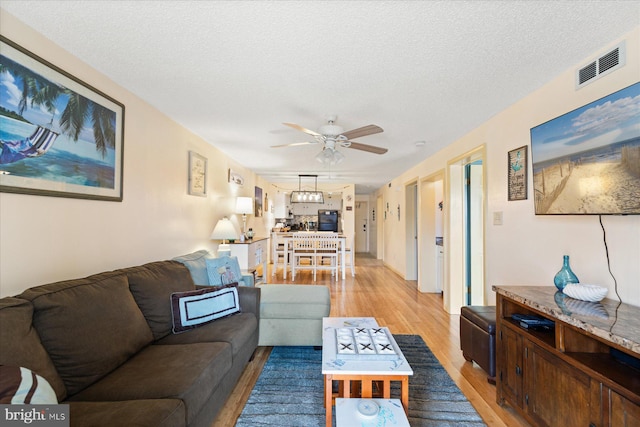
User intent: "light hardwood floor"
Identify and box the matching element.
[212,254,530,427]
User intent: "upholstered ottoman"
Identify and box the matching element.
[257,284,331,346]
[460,305,496,384]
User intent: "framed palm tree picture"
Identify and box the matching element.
[0,36,125,201]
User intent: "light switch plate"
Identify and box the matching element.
[493,211,503,225]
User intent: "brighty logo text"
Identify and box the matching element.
[4,407,66,424]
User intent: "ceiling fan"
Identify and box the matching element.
[271,115,387,165]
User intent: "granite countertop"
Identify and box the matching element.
[493,285,640,356]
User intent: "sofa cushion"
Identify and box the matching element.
[127,261,196,340]
[0,365,58,404]
[69,399,185,427]
[0,297,66,401]
[21,273,153,396]
[158,312,258,358]
[205,256,243,286]
[170,284,241,334]
[173,250,213,286]
[69,342,231,425]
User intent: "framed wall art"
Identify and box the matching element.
[254,186,263,217]
[507,145,528,201]
[0,36,125,201]
[228,168,244,186]
[188,151,207,196]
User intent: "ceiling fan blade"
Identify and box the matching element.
[345,141,388,155]
[341,124,383,140]
[283,122,322,137]
[270,141,318,148]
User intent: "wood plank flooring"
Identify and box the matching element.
[212,254,530,427]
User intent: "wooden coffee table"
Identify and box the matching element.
[322,317,413,427]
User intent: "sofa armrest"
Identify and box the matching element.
[238,286,260,321]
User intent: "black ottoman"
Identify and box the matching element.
[460,305,496,384]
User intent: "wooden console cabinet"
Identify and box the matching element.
[229,237,269,284]
[493,286,640,427]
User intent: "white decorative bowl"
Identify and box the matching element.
[563,283,608,302]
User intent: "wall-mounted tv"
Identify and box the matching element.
[530,82,640,215]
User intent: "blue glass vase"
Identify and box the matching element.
[554,255,579,290]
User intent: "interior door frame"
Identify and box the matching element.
[445,145,486,314]
[404,180,418,281]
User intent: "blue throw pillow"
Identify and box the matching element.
[172,250,213,285]
[205,256,243,286]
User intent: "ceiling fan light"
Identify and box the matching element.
[332,149,345,165]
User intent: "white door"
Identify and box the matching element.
[355,201,368,252]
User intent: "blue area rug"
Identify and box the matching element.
[236,334,486,426]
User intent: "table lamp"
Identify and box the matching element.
[235,196,253,238]
[210,217,238,257]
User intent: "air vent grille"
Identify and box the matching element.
[576,42,625,89]
[599,47,619,73]
[579,62,597,85]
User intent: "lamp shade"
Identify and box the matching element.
[235,197,253,215]
[210,217,238,242]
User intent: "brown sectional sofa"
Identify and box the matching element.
[0,259,260,427]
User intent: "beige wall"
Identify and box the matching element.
[0,12,273,297]
[377,27,640,309]
[1,12,638,309]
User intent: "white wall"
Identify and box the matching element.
[378,27,640,308]
[0,12,272,297]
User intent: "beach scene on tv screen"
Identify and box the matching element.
[530,82,640,215]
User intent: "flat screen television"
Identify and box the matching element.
[529,82,640,215]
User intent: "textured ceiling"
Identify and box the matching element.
[2,1,639,193]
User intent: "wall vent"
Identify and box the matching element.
[576,42,625,89]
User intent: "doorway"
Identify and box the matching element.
[355,200,368,253]
[419,173,444,293]
[445,145,486,314]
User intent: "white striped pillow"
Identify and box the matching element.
[0,366,58,404]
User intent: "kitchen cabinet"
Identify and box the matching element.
[321,194,342,210]
[274,193,289,218]
[292,203,320,216]
[494,286,640,427]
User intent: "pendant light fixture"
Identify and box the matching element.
[290,174,324,203]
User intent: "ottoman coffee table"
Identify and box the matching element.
[322,317,413,427]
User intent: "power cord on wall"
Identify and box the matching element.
[599,215,621,303]
[599,215,622,333]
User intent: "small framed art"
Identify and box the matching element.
[508,145,528,201]
[188,151,207,197]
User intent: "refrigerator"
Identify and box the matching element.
[317,210,339,232]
